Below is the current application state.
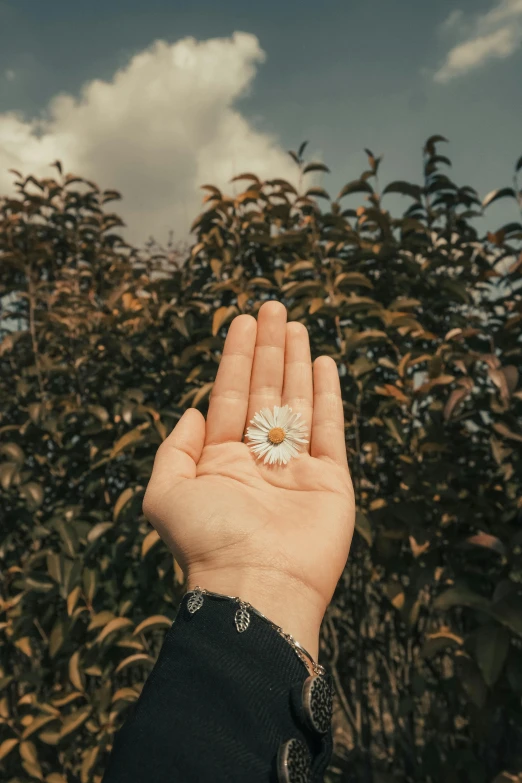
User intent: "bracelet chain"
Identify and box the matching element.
[185,586,325,678]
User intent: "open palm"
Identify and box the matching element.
[142,301,355,631]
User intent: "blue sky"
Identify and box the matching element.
[0,0,521,246]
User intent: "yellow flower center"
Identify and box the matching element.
[268,426,285,445]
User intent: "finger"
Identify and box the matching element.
[144,408,206,509]
[281,321,313,451]
[310,356,348,469]
[205,314,257,445]
[245,300,287,432]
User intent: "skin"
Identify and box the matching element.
[142,300,356,660]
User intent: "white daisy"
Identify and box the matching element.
[245,404,309,466]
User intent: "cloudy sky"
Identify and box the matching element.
[0,0,521,248]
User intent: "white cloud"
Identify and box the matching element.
[4,69,15,81]
[434,0,522,82]
[434,26,519,82]
[0,32,298,247]
[440,9,464,31]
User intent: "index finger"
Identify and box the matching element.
[204,314,257,446]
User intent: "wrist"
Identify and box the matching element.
[185,568,324,662]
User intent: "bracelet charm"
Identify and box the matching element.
[234,600,251,633]
[185,586,325,678]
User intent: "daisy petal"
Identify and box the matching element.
[279,405,292,429]
[263,407,276,428]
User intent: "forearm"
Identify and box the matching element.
[102,590,333,783]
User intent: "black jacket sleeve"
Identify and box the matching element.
[101,590,334,783]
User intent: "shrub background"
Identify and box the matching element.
[1,137,522,783]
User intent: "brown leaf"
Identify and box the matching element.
[443,387,471,420]
[81,745,100,783]
[59,706,92,738]
[493,422,522,443]
[87,521,113,542]
[69,651,84,692]
[0,738,19,761]
[488,367,509,402]
[309,297,324,314]
[334,272,373,290]
[409,535,430,558]
[110,428,146,458]
[141,529,161,558]
[111,687,140,703]
[502,365,519,394]
[374,384,409,403]
[212,305,237,336]
[421,631,463,659]
[192,381,214,408]
[14,636,33,657]
[96,617,134,644]
[134,615,172,635]
[113,487,135,521]
[114,653,155,674]
[466,532,506,556]
[415,375,455,396]
[22,713,58,740]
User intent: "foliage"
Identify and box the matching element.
[0,140,521,783]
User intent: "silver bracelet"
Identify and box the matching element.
[184,586,326,678]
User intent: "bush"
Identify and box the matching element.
[1,139,521,782]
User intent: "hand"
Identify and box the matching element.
[142,301,355,659]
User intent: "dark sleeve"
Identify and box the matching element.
[101,591,334,783]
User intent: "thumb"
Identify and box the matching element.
[153,407,206,484]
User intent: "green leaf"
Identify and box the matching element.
[382,181,422,200]
[355,511,373,547]
[82,568,97,603]
[0,461,19,490]
[489,593,522,637]
[442,279,471,304]
[49,621,65,658]
[455,653,487,708]
[433,586,490,612]
[304,187,330,200]
[19,482,44,508]
[424,134,449,154]
[473,624,510,686]
[303,162,330,174]
[337,180,373,199]
[229,172,260,184]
